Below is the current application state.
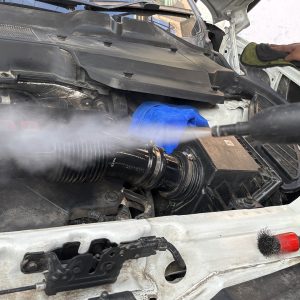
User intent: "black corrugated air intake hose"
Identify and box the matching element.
[0,104,203,202]
[48,140,203,202]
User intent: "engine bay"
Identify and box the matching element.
[0,4,298,234]
[0,2,300,299]
[0,80,292,233]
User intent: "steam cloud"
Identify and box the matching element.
[0,105,211,174]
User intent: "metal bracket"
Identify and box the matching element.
[219,11,244,75]
[21,236,185,296]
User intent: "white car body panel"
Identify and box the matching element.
[2,198,300,299]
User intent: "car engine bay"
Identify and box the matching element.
[0,4,299,234]
[0,1,300,299]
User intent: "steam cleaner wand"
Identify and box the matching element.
[211,103,300,144]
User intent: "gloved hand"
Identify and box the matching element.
[270,43,300,62]
[130,102,209,154]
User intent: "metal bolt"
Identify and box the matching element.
[81,99,92,107]
[186,153,195,161]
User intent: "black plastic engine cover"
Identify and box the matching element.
[0,5,233,103]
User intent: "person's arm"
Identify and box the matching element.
[270,43,300,61]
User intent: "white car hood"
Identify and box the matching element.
[200,0,254,22]
[200,0,255,32]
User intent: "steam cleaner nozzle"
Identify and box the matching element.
[211,103,300,144]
